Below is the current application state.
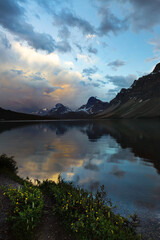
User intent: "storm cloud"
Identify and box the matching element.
[0,0,73,54]
[106,74,137,88]
[54,9,96,35]
[88,46,98,54]
[0,31,11,49]
[83,67,98,77]
[107,59,126,70]
[98,6,128,35]
[0,0,57,53]
[96,0,160,32]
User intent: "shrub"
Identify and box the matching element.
[0,154,18,174]
[39,177,141,240]
[3,183,44,240]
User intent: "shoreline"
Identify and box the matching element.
[1,155,159,240]
[0,161,141,240]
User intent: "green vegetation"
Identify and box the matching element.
[2,183,43,240]
[39,177,141,240]
[1,155,142,240]
[0,154,18,174]
[0,154,24,184]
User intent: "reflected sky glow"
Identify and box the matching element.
[0,120,160,229]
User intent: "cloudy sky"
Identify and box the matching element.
[0,0,160,113]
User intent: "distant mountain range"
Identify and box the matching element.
[1,63,160,120]
[32,96,108,118]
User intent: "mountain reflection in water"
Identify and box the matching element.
[0,120,160,236]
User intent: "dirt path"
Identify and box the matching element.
[0,175,75,240]
[35,196,75,240]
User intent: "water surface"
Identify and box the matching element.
[0,120,160,238]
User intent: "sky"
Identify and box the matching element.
[0,0,160,113]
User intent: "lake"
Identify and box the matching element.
[0,120,160,239]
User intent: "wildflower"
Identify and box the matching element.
[96,217,99,221]
[111,230,114,234]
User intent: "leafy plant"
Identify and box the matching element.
[3,183,43,240]
[0,154,18,173]
[39,176,141,240]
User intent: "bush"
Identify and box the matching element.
[39,177,141,240]
[3,183,44,240]
[0,154,18,173]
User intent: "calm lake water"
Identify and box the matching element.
[0,120,160,239]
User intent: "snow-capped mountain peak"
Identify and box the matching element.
[49,103,72,116]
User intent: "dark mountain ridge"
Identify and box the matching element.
[32,97,108,118]
[1,62,160,120]
[76,97,109,114]
[0,107,46,121]
[97,63,160,119]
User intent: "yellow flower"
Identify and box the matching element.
[86,210,88,212]
[87,215,88,218]
[96,217,99,221]
[16,202,19,204]
[111,230,114,234]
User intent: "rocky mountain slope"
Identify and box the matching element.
[76,97,109,114]
[34,97,108,118]
[48,103,72,116]
[1,63,160,120]
[33,108,49,116]
[97,63,160,119]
